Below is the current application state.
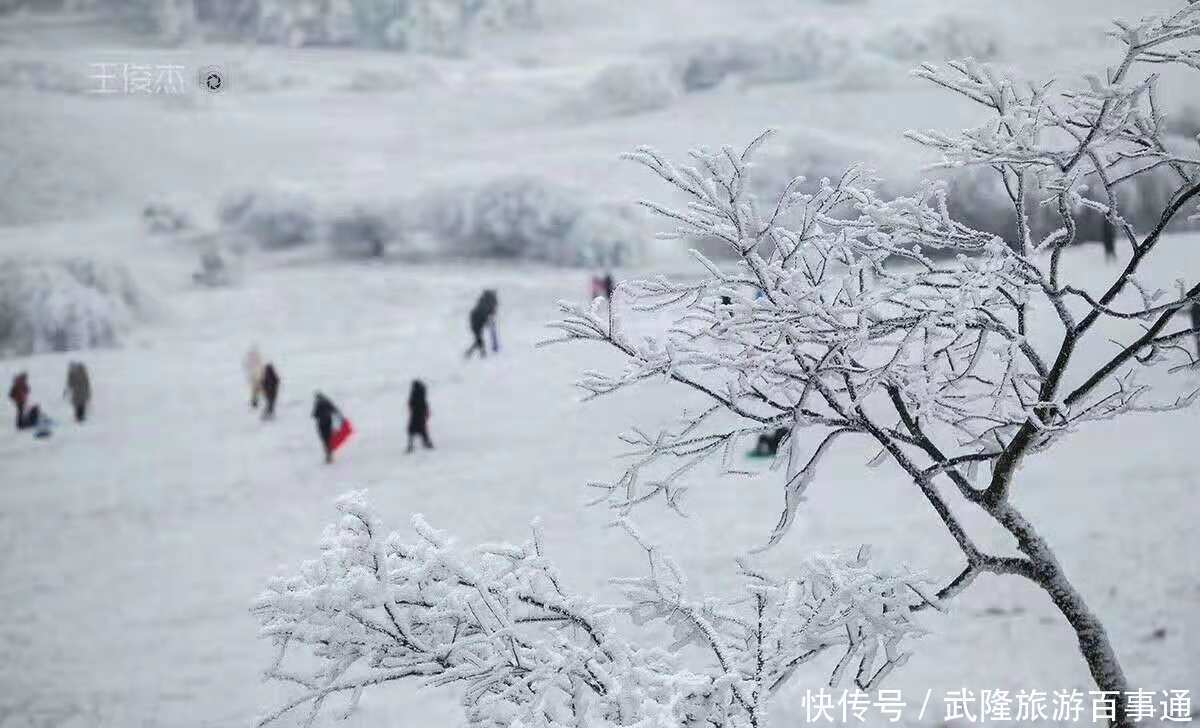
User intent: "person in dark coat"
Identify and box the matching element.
[312,392,341,464]
[465,289,499,358]
[1102,218,1116,262]
[754,428,789,457]
[261,363,280,420]
[63,362,91,423]
[406,379,433,453]
[9,372,29,429]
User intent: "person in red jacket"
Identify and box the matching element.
[9,372,29,429]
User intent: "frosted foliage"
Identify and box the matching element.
[0,258,149,357]
[667,26,850,93]
[254,492,928,728]
[251,0,538,51]
[425,177,644,267]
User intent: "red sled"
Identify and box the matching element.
[330,417,355,452]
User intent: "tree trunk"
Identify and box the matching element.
[991,503,1132,726]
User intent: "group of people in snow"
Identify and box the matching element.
[7,362,92,438]
[233,288,504,464]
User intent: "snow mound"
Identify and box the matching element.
[422,176,644,267]
[0,257,154,357]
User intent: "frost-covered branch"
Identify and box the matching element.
[255,493,928,728]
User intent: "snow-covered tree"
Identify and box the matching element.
[545,5,1200,725]
[257,4,1200,726]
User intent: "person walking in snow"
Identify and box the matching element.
[261,363,281,420]
[63,362,92,423]
[244,346,265,408]
[1102,218,1117,262]
[312,392,342,464]
[9,372,29,429]
[465,289,500,359]
[753,428,789,457]
[406,379,433,453]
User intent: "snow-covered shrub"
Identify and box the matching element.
[326,204,400,258]
[868,14,1004,63]
[570,60,680,117]
[0,258,152,357]
[738,24,854,86]
[192,243,242,287]
[255,492,928,728]
[142,199,192,234]
[666,35,763,93]
[250,0,538,52]
[217,187,318,250]
[424,176,644,267]
[662,25,852,93]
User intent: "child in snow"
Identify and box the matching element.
[244,346,265,408]
[261,363,280,420]
[9,372,29,429]
[465,290,500,359]
[63,362,91,423]
[312,392,342,464]
[406,380,433,453]
[754,428,789,457]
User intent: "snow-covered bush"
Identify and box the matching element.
[255,492,928,728]
[570,60,680,118]
[217,187,318,251]
[737,24,854,86]
[424,176,644,267]
[661,25,856,93]
[192,244,242,287]
[326,204,400,258]
[142,200,192,235]
[249,0,538,52]
[0,257,152,357]
[867,14,1004,63]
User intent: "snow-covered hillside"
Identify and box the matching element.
[0,0,1197,726]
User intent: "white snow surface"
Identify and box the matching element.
[0,0,1197,725]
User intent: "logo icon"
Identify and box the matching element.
[197,65,226,94]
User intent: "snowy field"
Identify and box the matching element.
[0,1,1198,726]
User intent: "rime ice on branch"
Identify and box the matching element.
[253,492,927,728]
